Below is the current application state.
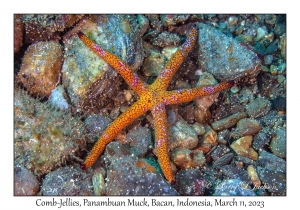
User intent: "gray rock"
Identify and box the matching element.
[214,179,256,196]
[245,97,271,118]
[257,150,286,172]
[252,127,273,151]
[197,23,261,81]
[211,144,231,161]
[84,114,112,142]
[270,127,286,158]
[213,153,234,169]
[41,166,93,196]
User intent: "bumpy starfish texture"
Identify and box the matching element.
[78,26,234,183]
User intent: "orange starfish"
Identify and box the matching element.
[78,26,234,184]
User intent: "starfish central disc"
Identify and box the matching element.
[77,26,234,183]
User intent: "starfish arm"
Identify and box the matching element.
[151,103,175,183]
[81,99,150,169]
[165,80,234,105]
[77,32,149,95]
[151,26,198,91]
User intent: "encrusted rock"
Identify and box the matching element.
[245,97,272,118]
[14,89,89,176]
[14,166,39,196]
[270,127,286,158]
[171,148,205,169]
[279,33,286,59]
[62,15,144,112]
[197,23,261,81]
[168,119,198,150]
[18,41,63,97]
[142,43,166,77]
[230,136,258,160]
[210,144,231,161]
[191,122,206,135]
[231,118,262,139]
[214,179,256,196]
[211,112,247,131]
[175,169,207,195]
[41,166,93,196]
[151,31,180,48]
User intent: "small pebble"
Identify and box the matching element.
[191,122,206,135]
[211,112,247,131]
[255,27,268,41]
[92,167,106,195]
[230,135,258,160]
[271,96,286,111]
[213,153,234,169]
[245,97,272,118]
[228,16,239,25]
[252,127,273,151]
[264,55,273,65]
[247,165,261,187]
[231,118,262,139]
[220,165,251,184]
[198,125,218,154]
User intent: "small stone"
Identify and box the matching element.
[14,166,39,195]
[257,150,286,172]
[252,127,273,151]
[235,34,254,45]
[274,23,286,36]
[175,169,207,195]
[92,167,106,195]
[125,126,152,157]
[48,85,69,110]
[214,179,256,196]
[253,42,267,56]
[279,34,286,59]
[18,41,63,97]
[266,42,278,55]
[277,75,286,84]
[277,63,286,74]
[230,85,240,93]
[191,122,206,135]
[264,54,273,65]
[231,118,262,139]
[151,31,180,48]
[171,148,205,169]
[245,97,272,118]
[230,136,258,160]
[142,44,166,77]
[213,153,234,169]
[228,16,239,25]
[271,96,286,111]
[41,166,93,196]
[247,165,261,187]
[261,65,269,72]
[217,129,231,144]
[194,108,211,124]
[235,155,256,168]
[255,27,268,41]
[211,112,247,131]
[260,110,286,128]
[256,167,286,195]
[220,165,251,184]
[160,14,190,27]
[198,125,218,154]
[270,127,286,158]
[238,87,254,105]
